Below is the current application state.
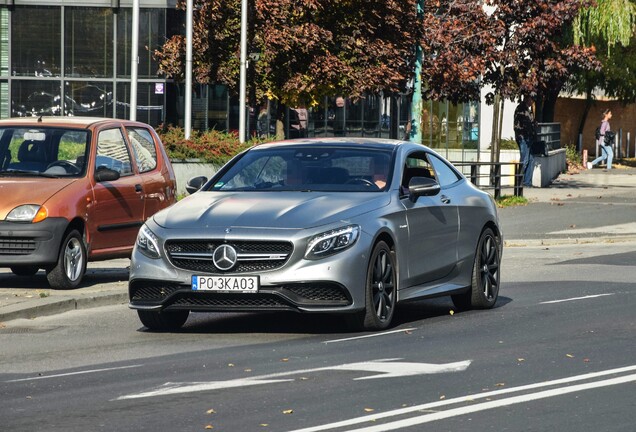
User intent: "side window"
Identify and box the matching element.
[96,128,133,176]
[400,152,435,196]
[57,130,90,173]
[128,127,158,173]
[428,153,461,187]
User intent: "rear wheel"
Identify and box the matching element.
[452,227,500,311]
[46,229,87,290]
[361,241,397,330]
[11,266,39,276]
[137,310,189,332]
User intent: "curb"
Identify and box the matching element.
[504,235,636,247]
[0,292,128,323]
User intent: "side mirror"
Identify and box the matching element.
[94,166,120,182]
[408,176,440,200]
[186,175,208,194]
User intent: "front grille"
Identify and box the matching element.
[0,237,36,255]
[283,283,350,303]
[173,295,289,309]
[130,280,183,301]
[165,240,293,274]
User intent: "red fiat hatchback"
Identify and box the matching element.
[0,117,176,289]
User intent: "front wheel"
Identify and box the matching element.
[137,310,189,332]
[452,227,500,311]
[46,229,87,289]
[360,241,397,331]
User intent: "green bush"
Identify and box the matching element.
[156,125,272,165]
[500,137,518,150]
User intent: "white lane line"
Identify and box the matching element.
[5,364,144,383]
[324,328,417,344]
[540,293,615,304]
[346,373,636,432]
[287,364,636,432]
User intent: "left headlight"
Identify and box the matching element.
[305,225,360,260]
[6,205,47,223]
[136,225,161,259]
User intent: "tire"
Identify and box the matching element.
[10,266,39,276]
[452,227,500,311]
[46,229,87,290]
[360,241,397,331]
[137,310,189,332]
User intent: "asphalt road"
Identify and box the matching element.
[1,241,634,431]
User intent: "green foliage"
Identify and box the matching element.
[496,195,528,208]
[500,137,518,150]
[156,125,270,165]
[565,143,582,166]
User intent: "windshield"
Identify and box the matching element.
[209,145,394,192]
[0,127,90,177]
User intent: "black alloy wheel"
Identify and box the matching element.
[362,241,397,330]
[452,227,500,311]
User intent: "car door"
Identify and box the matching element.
[89,127,145,253]
[400,151,460,286]
[126,125,171,219]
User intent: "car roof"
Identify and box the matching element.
[252,137,411,151]
[0,116,147,129]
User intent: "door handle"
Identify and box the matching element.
[441,195,451,204]
[135,184,143,193]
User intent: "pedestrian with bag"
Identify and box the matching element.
[588,109,614,170]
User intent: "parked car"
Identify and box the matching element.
[0,117,177,288]
[129,138,502,331]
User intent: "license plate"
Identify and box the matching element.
[192,275,259,293]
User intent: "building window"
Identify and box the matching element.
[65,7,113,78]
[116,82,165,126]
[65,81,114,118]
[116,8,166,79]
[11,6,61,77]
[12,81,62,117]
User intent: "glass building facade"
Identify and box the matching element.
[0,2,480,158]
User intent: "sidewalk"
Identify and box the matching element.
[2,166,636,324]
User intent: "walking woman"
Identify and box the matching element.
[588,109,614,170]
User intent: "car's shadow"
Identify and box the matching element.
[160,296,512,335]
[0,266,129,290]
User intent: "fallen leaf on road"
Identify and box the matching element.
[260,424,269,427]
[227,363,235,367]
[566,354,575,358]
[495,383,505,387]
[283,409,293,415]
[281,358,289,362]
[244,368,252,373]
[206,409,216,414]
[449,310,455,316]
[439,395,446,400]
[517,358,525,362]
[205,425,213,429]
[584,358,591,363]
[569,224,576,228]
[364,408,375,412]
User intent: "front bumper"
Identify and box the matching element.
[0,218,67,266]
[129,279,353,312]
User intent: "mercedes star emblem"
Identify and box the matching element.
[212,244,238,271]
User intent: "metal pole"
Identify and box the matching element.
[184,0,193,139]
[239,0,248,143]
[129,0,139,120]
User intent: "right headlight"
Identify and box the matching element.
[305,225,360,260]
[136,225,161,259]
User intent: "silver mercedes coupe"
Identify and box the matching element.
[128,138,502,331]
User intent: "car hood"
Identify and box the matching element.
[152,191,391,230]
[0,178,76,218]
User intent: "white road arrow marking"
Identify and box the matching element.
[114,358,471,400]
[330,359,472,380]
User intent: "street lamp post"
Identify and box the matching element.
[239,0,248,143]
[409,0,425,144]
[129,0,139,121]
[184,0,193,139]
